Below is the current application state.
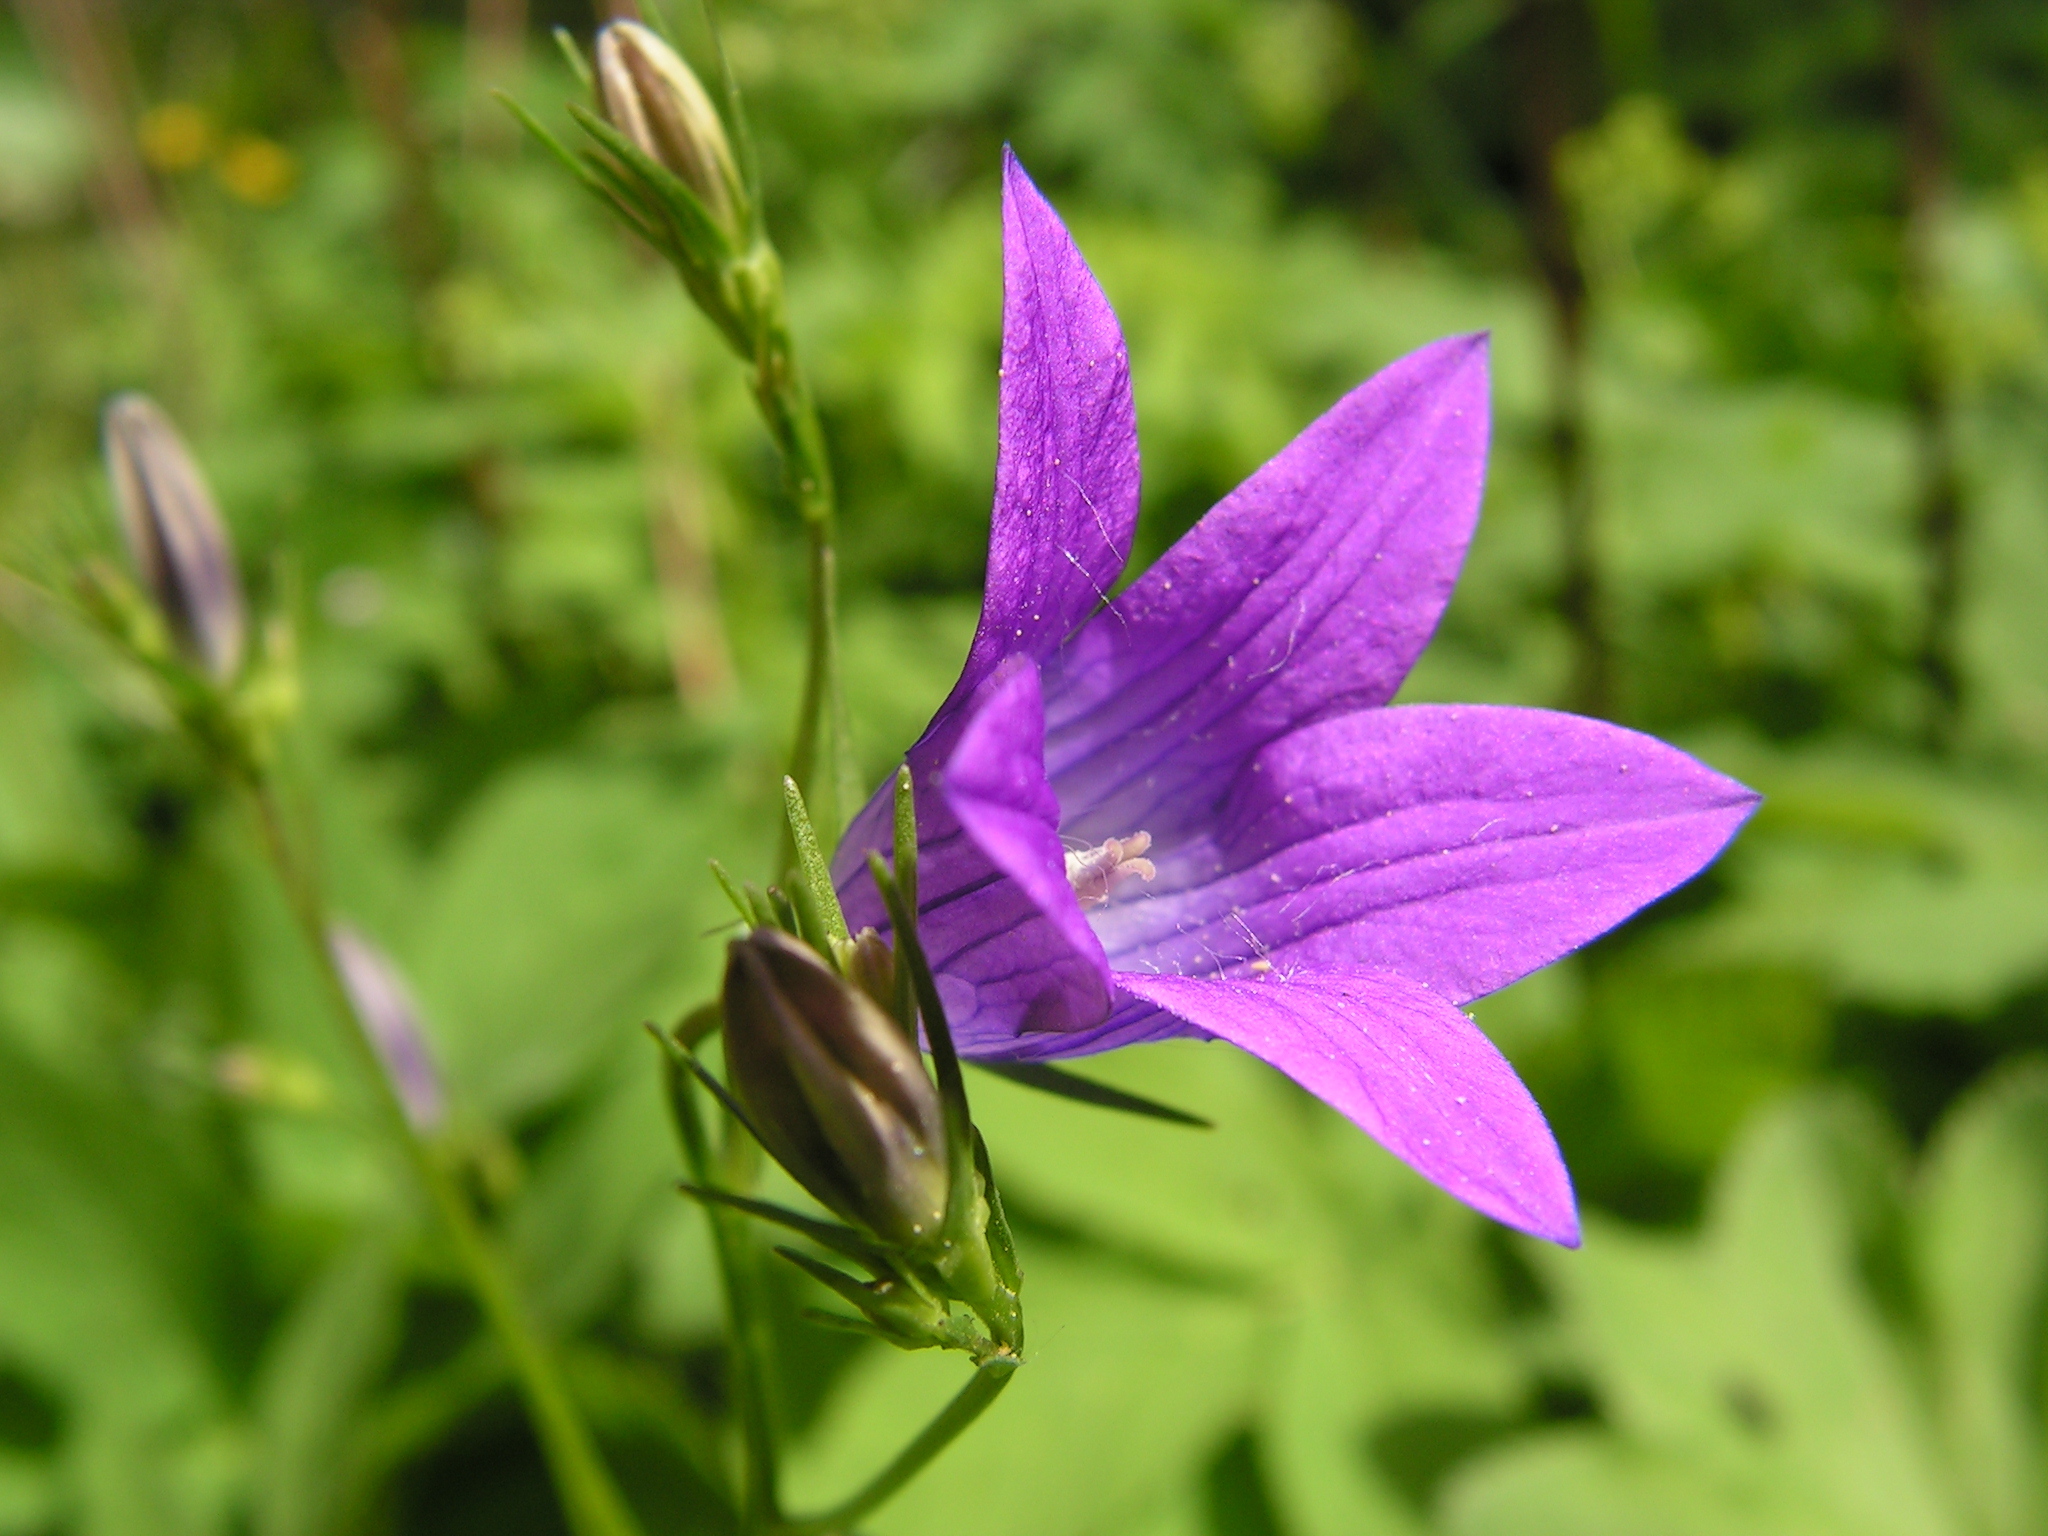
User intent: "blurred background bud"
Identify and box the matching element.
[723,928,947,1246]
[101,392,246,682]
[328,922,446,1134]
[595,21,741,239]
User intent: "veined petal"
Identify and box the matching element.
[1043,335,1489,842]
[835,150,1136,906]
[847,659,1114,1052]
[1118,967,1579,1244]
[1092,704,1759,1004]
[969,150,1140,692]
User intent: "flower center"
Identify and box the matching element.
[1065,831,1155,908]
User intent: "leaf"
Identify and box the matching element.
[1444,1092,1960,1536]
[411,757,749,1118]
[0,1046,240,1536]
[505,1048,678,1332]
[1594,962,1830,1167]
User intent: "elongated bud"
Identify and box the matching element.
[595,21,742,237]
[328,923,446,1133]
[102,393,247,682]
[723,928,948,1246]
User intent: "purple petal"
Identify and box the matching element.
[327,923,446,1133]
[1118,967,1579,1244]
[964,149,1140,698]
[846,659,1114,1052]
[835,149,1136,911]
[1042,335,1490,842]
[938,658,1115,1038]
[1089,704,1760,1004]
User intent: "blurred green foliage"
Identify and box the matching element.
[1,0,2046,1531]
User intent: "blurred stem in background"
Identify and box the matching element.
[1897,0,1964,749]
[335,1,455,348]
[94,394,649,1536]
[464,0,529,158]
[245,780,649,1536]
[1510,0,1611,719]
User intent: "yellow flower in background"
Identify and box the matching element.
[138,102,214,173]
[215,134,297,206]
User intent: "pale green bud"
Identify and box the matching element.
[594,20,742,238]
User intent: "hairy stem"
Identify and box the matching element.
[243,779,645,1536]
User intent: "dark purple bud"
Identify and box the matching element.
[328,923,446,1134]
[101,393,247,682]
[594,21,742,238]
[723,928,948,1246]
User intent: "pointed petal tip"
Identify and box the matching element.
[1000,144,1040,210]
[1509,1193,1582,1249]
[1467,1149,1579,1248]
[1115,968,1580,1249]
[1417,328,1490,380]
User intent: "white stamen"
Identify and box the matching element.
[1065,831,1156,908]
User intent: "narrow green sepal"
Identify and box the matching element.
[765,885,801,936]
[774,1246,880,1310]
[673,1000,722,1050]
[697,0,764,243]
[670,1039,776,1151]
[567,103,736,266]
[783,775,851,952]
[868,853,974,1200]
[971,1060,1213,1128]
[675,1181,890,1269]
[551,26,593,90]
[796,1307,896,1342]
[497,91,645,228]
[775,1247,953,1352]
[891,764,918,915]
[973,1128,1020,1296]
[707,859,754,926]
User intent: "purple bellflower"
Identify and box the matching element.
[832,152,1759,1247]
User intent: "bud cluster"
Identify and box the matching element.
[511,20,781,367]
[670,774,1021,1361]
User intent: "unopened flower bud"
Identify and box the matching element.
[723,928,948,1246]
[328,923,446,1134]
[595,21,742,237]
[101,393,247,682]
[845,926,897,1015]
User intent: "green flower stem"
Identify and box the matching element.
[661,1041,782,1532]
[242,778,645,1536]
[778,1356,1019,1535]
[742,259,855,859]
